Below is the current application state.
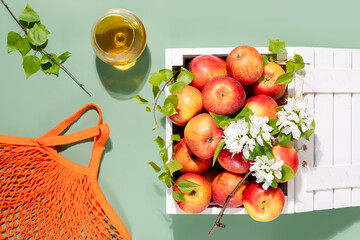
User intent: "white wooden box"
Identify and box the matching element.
[165,47,360,214]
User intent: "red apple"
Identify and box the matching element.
[245,94,278,119]
[184,113,223,159]
[272,144,299,182]
[202,76,246,115]
[173,173,211,214]
[169,85,203,126]
[217,149,251,174]
[250,62,287,100]
[189,55,227,90]
[226,46,264,86]
[173,138,212,174]
[201,167,220,185]
[243,183,285,222]
[211,171,250,208]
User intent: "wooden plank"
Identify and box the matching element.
[294,47,315,213]
[333,49,352,208]
[313,47,334,210]
[352,49,360,206]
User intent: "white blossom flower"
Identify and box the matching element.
[223,115,273,159]
[277,97,314,140]
[250,155,284,190]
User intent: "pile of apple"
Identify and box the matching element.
[169,46,299,222]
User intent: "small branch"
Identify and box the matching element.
[209,171,251,236]
[1,0,91,96]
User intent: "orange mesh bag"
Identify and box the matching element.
[0,103,131,239]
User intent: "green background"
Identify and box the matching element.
[1,0,360,239]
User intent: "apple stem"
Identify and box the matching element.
[209,171,251,236]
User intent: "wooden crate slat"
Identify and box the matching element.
[333,49,352,208]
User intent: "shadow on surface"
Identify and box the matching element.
[171,207,360,240]
[96,46,151,100]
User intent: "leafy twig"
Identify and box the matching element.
[1,0,91,96]
[209,171,251,236]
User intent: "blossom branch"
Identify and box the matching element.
[209,171,251,236]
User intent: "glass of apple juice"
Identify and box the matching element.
[91,9,146,70]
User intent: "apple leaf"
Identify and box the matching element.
[294,54,305,71]
[210,112,230,129]
[304,120,316,140]
[269,39,286,54]
[7,31,22,53]
[176,178,199,193]
[148,161,161,173]
[152,85,160,99]
[277,105,284,111]
[154,136,166,148]
[286,60,295,73]
[159,69,174,82]
[212,139,225,166]
[156,105,163,113]
[23,55,41,79]
[163,95,179,117]
[59,51,71,62]
[145,106,151,112]
[16,38,31,56]
[270,179,278,188]
[134,95,149,104]
[172,191,185,202]
[27,23,48,46]
[280,164,296,182]
[149,70,165,86]
[19,4,40,23]
[268,118,279,136]
[278,132,291,146]
[159,148,168,164]
[235,107,254,122]
[177,67,194,85]
[159,172,172,188]
[171,134,181,142]
[164,160,183,175]
[262,54,268,66]
[169,81,186,94]
[274,72,294,85]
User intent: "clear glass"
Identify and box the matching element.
[91,9,147,70]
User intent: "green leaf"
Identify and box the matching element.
[154,136,166,148]
[275,72,294,85]
[210,112,230,129]
[148,161,161,173]
[40,53,60,76]
[16,38,31,56]
[19,4,40,23]
[163,95,179,117]
[149,70,164,86]
[172,191,185,202]
[171,134,181,142]
[304,120,316,140]
[165,160,183,175]
[59,51,71,61]
[27,23,48,46]
[169,81,186,94]
[277,105,284,111]
[145,106,151,112]
[270,179,278,188]
[278,132,291,146]
[37,22,50,34]
[235,107,254,121]
[7,31,22,53]
[294,54,305,71]
[262,55,268,66]
[213,139,225,166]
[176,178,200,193]
[133,95,149,104]
[152,86,160,99]
[177,67,194,85]
[269,39,286,54]
[159,148,168,164]
[156,105,163,113]
[22,55,41,79]
[286,60,295,73]
[159,69,174,81]
[152,124,160,131]
[158,172,172,188]
[268,118,279,136]
[280,164,296,182]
